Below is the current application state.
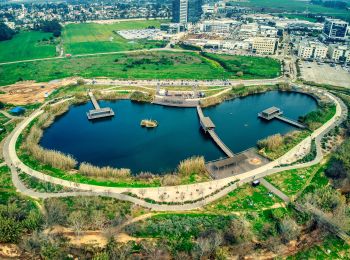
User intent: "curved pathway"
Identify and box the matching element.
[2,85,347,211]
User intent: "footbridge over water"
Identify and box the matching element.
[87,91,115,120]
[196,106,234,158]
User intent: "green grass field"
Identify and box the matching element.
[63,20,168,55]
[0,51,281,86]
[0,31,57,63]
[205,184,282,212]
[236,0,350,21]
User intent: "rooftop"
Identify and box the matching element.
[262,106,281,115]
[211,153,248,169]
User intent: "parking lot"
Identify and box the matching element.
[300,61,350,88]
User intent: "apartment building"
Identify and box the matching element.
[298,41,328,59]
[328,45,350,62]
[252,37,278,54]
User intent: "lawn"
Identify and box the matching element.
[63,20,168,55]
[0,31,57,63]
[203,53,281,79]
[265,164,321,196]
[0,51,281,86]
[204,184,283,212]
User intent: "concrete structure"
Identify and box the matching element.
[187,0,202,23]
[202,20,235,33]
[328,45,350,62]
[252,37,277,55]
[172,0,188,23]
[172,0,202,24]
[298,41,328,59]
[323,18,348,41]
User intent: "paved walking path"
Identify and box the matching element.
[259,178,290,203]
[2,85,347,211]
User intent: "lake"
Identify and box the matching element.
[40,91,317,173]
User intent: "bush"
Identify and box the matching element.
[161,174,181,186]
[0,22,16,41]
[130,91,153,102]
[177,156,206,176]
[79,162,130,178]
[257,134,283,151]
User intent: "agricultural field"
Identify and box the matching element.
[235,0,350,21]
[0,51,281,86]
[62,20,168,55]
[0,31,57,63]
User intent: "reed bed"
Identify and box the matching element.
[161,174,181,186]
[257,134,283,151]
[22,101,78,170]
[177,156,206,176]
[79,162,131,178]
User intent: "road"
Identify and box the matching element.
[2,85,347,211]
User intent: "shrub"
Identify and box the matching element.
[161,174,181,186]
[79,162,130,178]
[257,134,283,151]
[130,91,153,102]
[177,156,206,176]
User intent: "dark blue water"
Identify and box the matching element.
[40,91,317,173]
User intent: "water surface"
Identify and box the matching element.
[40,91,317,173]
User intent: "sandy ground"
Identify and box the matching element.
[44,224,147,248]
[0,244,21,258]
[300,61,350,88]
[0,78,79,105]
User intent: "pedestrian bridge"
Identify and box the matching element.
[196,106,234,157]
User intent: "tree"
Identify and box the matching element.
[0,22,16,41]
[0,216,23,243]
[279,217,301,242]
[45,198,68,225]
[224,217,252,244]
[36,20,62,37]
[68,211,85,236]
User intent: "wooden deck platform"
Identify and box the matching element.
[87,91,115,120]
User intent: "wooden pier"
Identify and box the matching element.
[197,106,234,157]
[87,91,115,120]
[258,107,306,129]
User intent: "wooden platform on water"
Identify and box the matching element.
[258,106,306,129]
[87,91,115,120]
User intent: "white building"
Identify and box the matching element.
[239,23,259,37]
[328,45,350,62]
[252,37,278,54]
[202,19,237,33]
[298,41,328,59]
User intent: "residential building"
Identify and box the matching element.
[252,37,277,54]
[172,0,188,23]
[323,18,348,40]
[328,45,350,62]
[298,41,328,59]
